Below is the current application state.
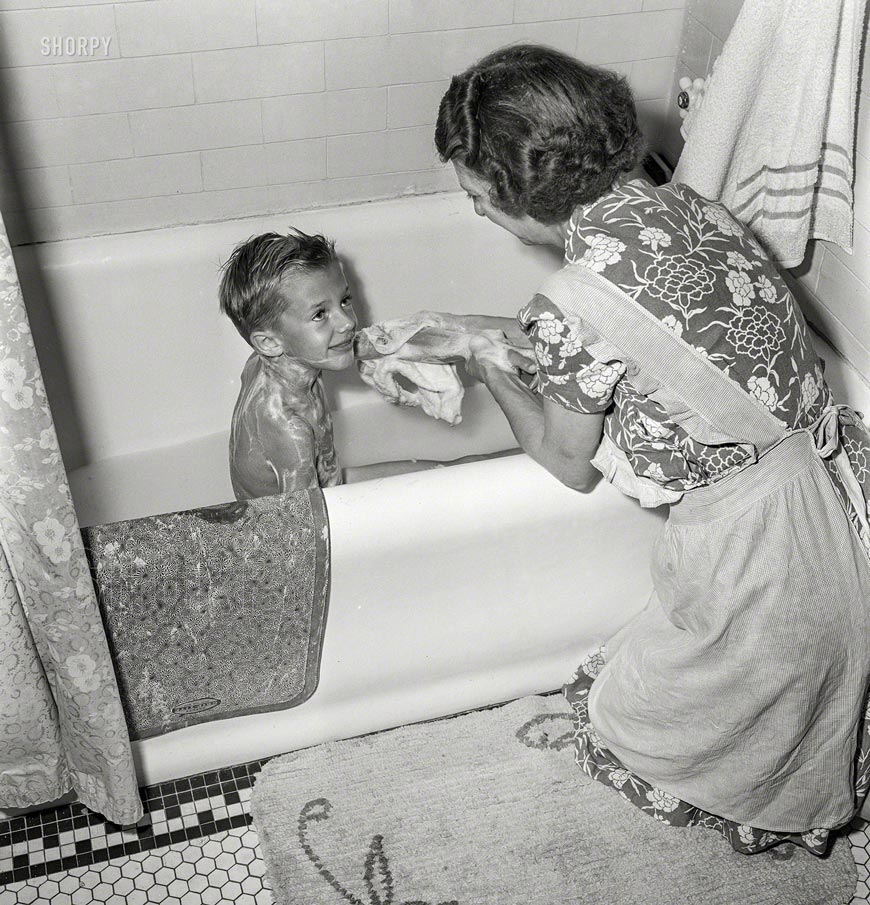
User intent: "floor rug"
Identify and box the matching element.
[252,694,856,905]
[82,489,330,739]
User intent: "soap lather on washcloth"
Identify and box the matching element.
[354,311,531,425]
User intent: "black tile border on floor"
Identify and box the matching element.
[0,757,271,886]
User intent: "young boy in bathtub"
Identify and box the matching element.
[219,229,530,500]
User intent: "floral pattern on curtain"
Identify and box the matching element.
[0,216,142,825]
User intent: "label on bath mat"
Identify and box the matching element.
[173,697,222,716]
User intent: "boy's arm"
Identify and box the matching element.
[260,414,321,493]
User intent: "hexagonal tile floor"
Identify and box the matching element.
[1,758,274,904]
[0,826,272,904]
[852,818,870,904]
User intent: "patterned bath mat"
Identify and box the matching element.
[82,490,330,740]
[252,695,856,905]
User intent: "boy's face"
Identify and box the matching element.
[257,260,357,371]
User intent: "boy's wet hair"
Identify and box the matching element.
[435,44,644,224]
[219,228,337,344]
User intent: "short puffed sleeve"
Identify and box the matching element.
[517,293,626,414]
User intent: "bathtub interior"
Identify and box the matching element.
[13,191,564,526]
[67,381,519,527]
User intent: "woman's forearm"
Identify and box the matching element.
[453,314,530,346]
[479,365,545,454]
[354,313,530,362]
[480,363,602,492]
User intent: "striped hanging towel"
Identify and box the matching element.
[673,0,866,269]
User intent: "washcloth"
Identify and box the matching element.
[355,313,467,425]
[357,357,465,424]
[673,0,866,268]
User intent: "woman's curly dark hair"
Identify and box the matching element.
[435,44,645,224]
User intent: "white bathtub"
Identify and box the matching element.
[12,191,868,790]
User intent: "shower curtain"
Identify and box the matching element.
[0,215,142,825]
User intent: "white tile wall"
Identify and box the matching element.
[201,139,326,192]
[261,93,327,142]
[324,35,440,90]
[515,1,643,22]
[255,0,388,44]
[670,0,870,379]
[440,21,581,70]
[0,0,128,7]
[387,80,450,128]
[0,5,118,66]
[686,0,743,42]
[0,163,71,211]
[679,13,714,80]
[327,125,436,179]
[627,57,676,102]
[69,153,203,204]
[674,0,744,81]
[0,65,57,121]
[192,44,325,104]
[659,0,745,164]
[576,10,683,64]
[54,56,196,116]
[114,0,257,57]
[390,0,514,33]
[0,0,682,244]
[642,0,687,9]
[7,112,132,167]
[130,100,262,156]
[326,88,388,135]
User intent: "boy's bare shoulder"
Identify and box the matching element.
[236,357,311,429]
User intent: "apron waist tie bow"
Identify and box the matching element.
[808,403,864,458]
[804,403,870,547]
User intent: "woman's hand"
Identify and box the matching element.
[464,330,537,382]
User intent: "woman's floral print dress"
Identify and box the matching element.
[518,179,870,855]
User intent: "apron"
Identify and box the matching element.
[538,262,870,835]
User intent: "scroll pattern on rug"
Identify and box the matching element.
[297,798,460,905]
